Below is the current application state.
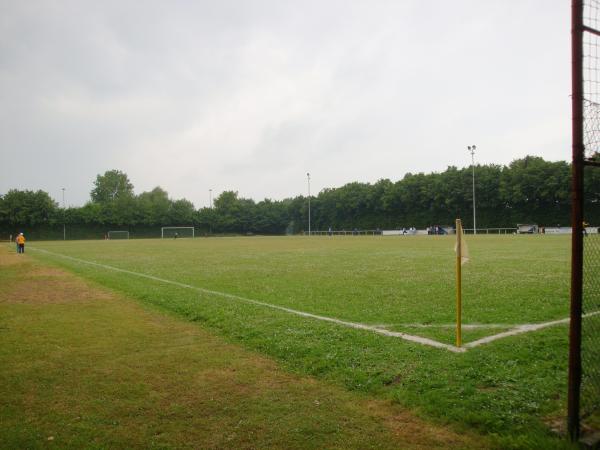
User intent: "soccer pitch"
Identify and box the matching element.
[29,234,570,348]
[25,234,577,446]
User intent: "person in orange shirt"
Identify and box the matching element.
[16,233,25,254]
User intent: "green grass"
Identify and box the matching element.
[1,255,483,449]
[30,235,570,334]
[23,235,578,448]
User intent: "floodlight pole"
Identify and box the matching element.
[62,187,66,241]
[468,145,477,235]
[208,189,213,235]
[307,173,311,236]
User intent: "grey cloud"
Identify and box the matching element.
[1,1,570,206]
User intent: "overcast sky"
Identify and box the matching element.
[0,1,570,207]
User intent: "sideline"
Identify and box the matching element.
[29,246,592,353]
[29,247,464,353]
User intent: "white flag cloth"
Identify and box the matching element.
[455,223,470,265]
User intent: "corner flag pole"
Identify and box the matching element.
[456,218,463,347]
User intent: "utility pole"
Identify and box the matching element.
[307,173,311,236]
[209,189,213,235]
[62,187,66,241]
[468,145,477,234]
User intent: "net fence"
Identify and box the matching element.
[107,230,129,240]
[162,227,195,238]
[582,234,600,424]
[584,1,600,160]
[581,0,600,427]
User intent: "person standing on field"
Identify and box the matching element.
[16,233,25,254]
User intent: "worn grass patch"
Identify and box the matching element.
[0,249,485,449]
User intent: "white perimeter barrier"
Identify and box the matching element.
[544,227,598,234]
[382,230,419,236]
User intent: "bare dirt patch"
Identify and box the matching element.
[0,252,114,305]
[0,249,23,267]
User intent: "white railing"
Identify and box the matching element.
[305,230,382,236]
[305,227,520,236]
[463,228,517,235]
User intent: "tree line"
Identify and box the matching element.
[1,157,599,238]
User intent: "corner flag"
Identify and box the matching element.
[455,219,469,347]
[455,220,470,265]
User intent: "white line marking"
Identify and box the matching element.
[377,323,515,329]
[30,247,596,353]
[464,311,600,348]
[30,247,465,353]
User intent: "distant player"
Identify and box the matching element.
[16,232,25,254]
[174,232,179,239]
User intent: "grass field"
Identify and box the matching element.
[1,252,486,449]
[5,235,581,448]
[29,235,570,344]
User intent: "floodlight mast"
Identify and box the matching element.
[307,172,311,236]
[468,145,477,235]
[62,187,66,241]
[209,188,213,235]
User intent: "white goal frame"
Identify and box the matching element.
[161,226,195,238]
[107,230,130,240]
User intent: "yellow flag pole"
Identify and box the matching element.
[456,218,462,348]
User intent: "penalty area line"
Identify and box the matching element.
[29,247,464,353]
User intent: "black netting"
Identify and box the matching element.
[580,0,600,428]
[582,233,600,420]
[584,1,600,160]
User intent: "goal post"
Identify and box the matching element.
[107,230,129,240]
[161,227,195,238]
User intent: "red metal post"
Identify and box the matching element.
[568,0,584,442]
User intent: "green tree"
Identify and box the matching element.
[90,170,134,203]
[136,187,172,225]
[170,199,195,225]
[0,189,57,226]
[254,199,288,234]
[584,164,600,223]
[213,191,243,232]
[500,156,570,225]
